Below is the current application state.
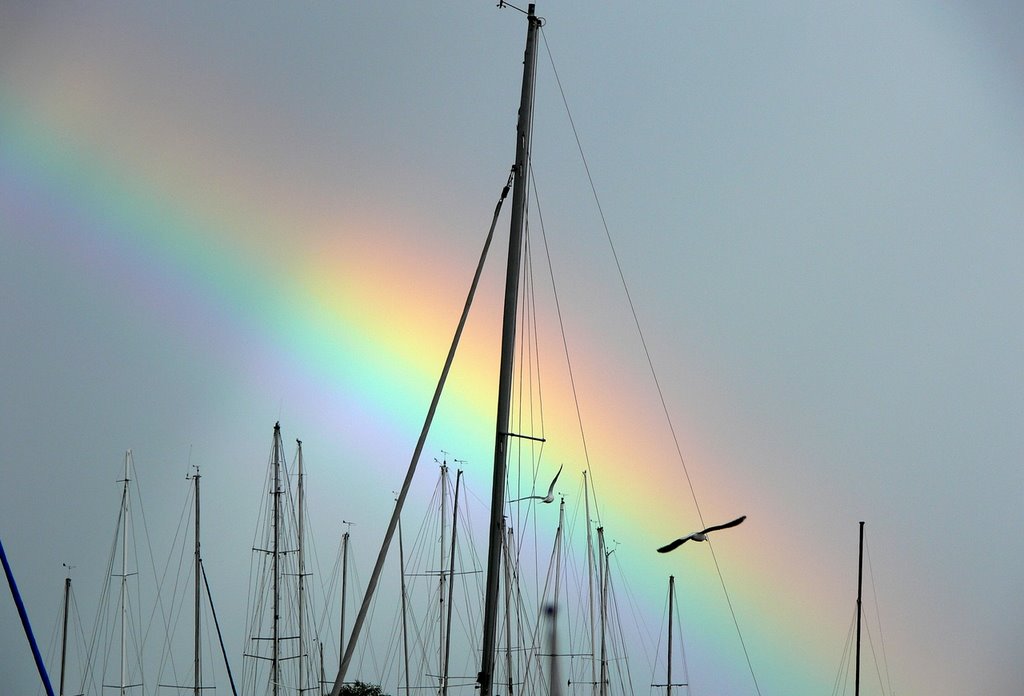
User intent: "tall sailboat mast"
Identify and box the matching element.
[583,472,597,696]
[856,521,864,696]
[119,451,131,696]
[297,441,307,695]
[397,520,410,696]
[441,469,463,696]
[478,5,540,694]
[597,527,608,696]
[272,424,282,696]
[193,468,202,696]
[553,497,565,620]
[439,460,449,689]
[652,575,686,696]
[340,529,349,668]
[501,523,515,696]
[59,570,71,696]
[666,576,674,696]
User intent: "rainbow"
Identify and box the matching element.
[2,87,851,694]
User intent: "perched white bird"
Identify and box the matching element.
[511,464,563,504]
[656,515,746,553]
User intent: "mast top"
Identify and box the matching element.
[498,1,540,23]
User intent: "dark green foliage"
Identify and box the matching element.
[338,681,389,696]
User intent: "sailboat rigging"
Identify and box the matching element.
[329,7,649,694]
[78,451,147,696]
[651,576,688,696]
[327,9,537,693]
[244,423,322,696]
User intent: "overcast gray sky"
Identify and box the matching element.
[2,2,1022,694]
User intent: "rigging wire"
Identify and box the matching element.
[859,606,888,696]
[68,576,89,696]
[242,428,324,693]
[866,540,895,695]
[650,583,669,691]
[674,579,693,695]
[539,26,762,695]
[133,457,176,681]
[604,555,637,696]
[81,454,158,694]
[509,21,550,628]
[607,550,657,687]
[79,485,123,696]
[528,167,602,529]
[153,483,193,688]
[532,168,644,693]
[830,607,856,696]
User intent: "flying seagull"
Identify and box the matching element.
[656,515,746,553]
[512,464,563,504]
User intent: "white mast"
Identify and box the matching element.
[439,460,448,693]
[272,424,282,696]
[501,523,514,696]
[340,529,350,669]
[553,496,565,623]
[297,440,307,694]
[667,576,674,696]
[398,519,410,696]
[441,469,462,696]
[597,527,608,696]
[193,468,202,696]
[583,472,597,696]
[119,451,131,696]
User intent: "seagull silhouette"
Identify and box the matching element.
[656,515,746,553]
[511,464,563,504]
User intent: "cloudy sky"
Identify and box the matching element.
[2,2,1022,695]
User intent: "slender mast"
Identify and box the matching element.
[442,470,462,696]
[597,527,608,696]
[479,6,540,694]
[60,570,71,696]
[856,521,864,696]
[439,461,449,691]
[194,468,202,696]
[547,602,560,696]
[666,576,674,696]
[120,451,130,696]
[272,424,282,696]
[398,519,410,696]
[551,499,566,696]
[553,497,565,620]
[340,530,349,668]
[502,523,514,696]
[298,441,307,695]
[583,472,597,696]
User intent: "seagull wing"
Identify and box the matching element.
[513,465,564,503]
[700,515,746,535]
[656,536,692,553]
[545,464,563,498]
[511,494,542,503]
